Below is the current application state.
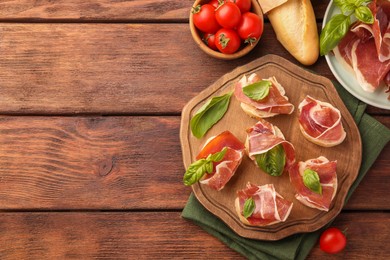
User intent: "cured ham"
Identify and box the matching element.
[333,0,390,93]
[246,119,295,176]
[289,156,337,211]
[235,182,293,226]
[196,131,245,191]
[298,96,346,147]
[234,73,294,118]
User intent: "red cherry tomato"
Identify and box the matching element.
[215,28,242,54]
[208,0,221,9]
[319,227,347,254]
[215,2,241,29]
[236,12,264,44]
[203,33,218,51]
[192,4,221,33]
[227,0,251,13]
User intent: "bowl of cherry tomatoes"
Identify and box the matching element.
[189,0,264,60]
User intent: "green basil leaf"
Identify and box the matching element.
[205,160,213,174]
[334,0,356,14]
[243,197,255,218]
[242,80,272,101]
[190,92,232,138]
[207,147,227,162]
[320,14,351,56]
[183,148,228,186]
[303,169,322,195]
[183,159,210,186]
[255,144,286,177]
[355,6,374,24]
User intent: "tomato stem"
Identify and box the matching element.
[191,5,201,14]
[218,33,230,49]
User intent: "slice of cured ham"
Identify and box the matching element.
[289,156,337,212]
[246,119,295,175]
[333,0,390,92]
[298,96,346,147]
[235,182,293,226]
[196,131,245,191]
[234,73,294,118]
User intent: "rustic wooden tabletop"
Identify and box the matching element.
[0,0,388,259]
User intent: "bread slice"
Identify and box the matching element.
[267,0,319,65]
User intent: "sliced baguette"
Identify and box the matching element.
[267,0,319,65]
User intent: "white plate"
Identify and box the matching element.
[323,1,390,110]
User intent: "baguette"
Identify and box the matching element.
[267,0,319,65]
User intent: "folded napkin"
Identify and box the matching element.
[182,82,390,260]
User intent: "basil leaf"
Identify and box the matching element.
[183,159,210,186]
[242,80,272,101]
[243,197,255,218]
[183,147,228,186]
[207,147,227,162]
[320,14,351,56]
[190,92,232,138]
[355,6,374,24]
[303,169,322,195]
[255,144,286,177]
[334,0,356,14]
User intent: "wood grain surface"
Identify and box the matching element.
[0,0,388,259]
[0,212,388,259]
[0,23,386,115]
[0,0,330,21]
[0,115,388,211]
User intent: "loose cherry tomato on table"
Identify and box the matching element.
[237,12,264,44]
[215,28,242,54]
[215,2,241,29]
[202,33,218,51]
[319,227,347,254]
[227,0,252,13]
[192,4,221,33]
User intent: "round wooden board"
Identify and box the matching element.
[180,54,362,241]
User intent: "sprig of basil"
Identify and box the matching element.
[255,144,286,177]
[183,147,227,186]
[190,92,232,139]
[242,80,272,101]
[243,197,255,218]
[320,0,374,56]
[303,169,322,195]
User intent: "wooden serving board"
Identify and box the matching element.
[180,54,362,240]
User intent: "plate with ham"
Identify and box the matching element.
[324,0,390,110]
[180,54,362,240]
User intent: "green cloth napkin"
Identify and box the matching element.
[181,81,390,260]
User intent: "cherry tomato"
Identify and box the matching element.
[215,28,241,54]
[215,2,241,29]
[202,33,218,51]
[319,227,347,254]
[209,0,221,9]
[227,0,251,13]
[236,12,264,44]
[192,4,221,33]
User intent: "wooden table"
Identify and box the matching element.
[0,1,388,259]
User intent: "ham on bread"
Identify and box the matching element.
[235,182,293,226]
[245,119,295,176]
[298,96,346,147]
[333,0,390,93]
[289,156,337,212]
[196,131,245,191]
[234,73,294,119]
